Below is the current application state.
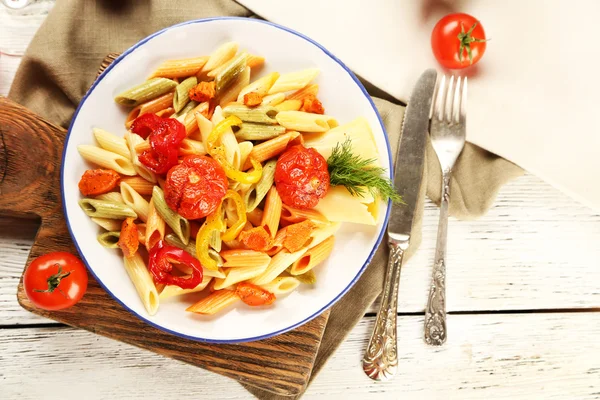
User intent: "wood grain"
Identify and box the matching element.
[0,94,330,396]
[1,313,598,399]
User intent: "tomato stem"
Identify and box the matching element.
[457,22,489,64]
[33,264,72,296]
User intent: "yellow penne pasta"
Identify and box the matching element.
[274,99,302,112]
[250,249,306,286]
[120,182,150,222]
[136,223,146,244]
[287,84,319,101]
[123,253,159,316]
[150,56,208,78]
[186,290,240,315]
[290,235,335,275]
[259,276,301,295]
[261,187,282,238]
[268,68,319,95]
[145,199,165,251]
[91,217,122,232]
[179,138,207,156]
[95,192,124,204]
[238,141,253,170]
[119,176,155,195]
[275,111,338,133]
[125,92,175,128]
[246,54,265,69]
[219,66,251,107]
[261,92,285,106]
[159,275,212,299]
[305,222,341,249]
[237,72,280,102]
[214,263,268,290]
[242,131,300,170]
[193,109,213,147]
[77,145,136,176]
[124,131,157,183]
[93,128,129,158]
[201,42,239,74]
[221,249,271,268]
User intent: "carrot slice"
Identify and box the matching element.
[118,217,139,258]
[236,282,275,306]
[78,169,120,196]
[238,226,273,252]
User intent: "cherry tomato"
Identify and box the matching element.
[164,155,228,220]
[23,252,88,311]
[275,145,330,209]
[431,13,487,69]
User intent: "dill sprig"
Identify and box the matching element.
[327,139,404,203]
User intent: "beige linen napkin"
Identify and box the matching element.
[7,0,523,398]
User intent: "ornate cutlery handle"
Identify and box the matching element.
[424,172,450,346]
[362,240,407,381]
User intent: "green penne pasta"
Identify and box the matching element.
[215,52,248,93]
[173,100,198,118]
[79,198,137,219]
[164,233,223,267]
[172,76,197,113]
[97,231,121,248]
[114,78,177,107]
[243,160,277,212]
[152,186,190,245]
[222,104,278,124]
[235,122,286,141]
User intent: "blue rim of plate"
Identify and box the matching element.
[61,16,393,343]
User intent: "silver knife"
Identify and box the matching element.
[362,69,437,381]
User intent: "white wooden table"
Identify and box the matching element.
[1,4,600,399]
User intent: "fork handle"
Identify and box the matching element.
[424,172,450,346]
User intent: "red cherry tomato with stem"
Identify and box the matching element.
[23,252,88,310]
[431,13,487,69]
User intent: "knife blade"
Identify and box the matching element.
[362,69,437,381]
[388,69,437,243]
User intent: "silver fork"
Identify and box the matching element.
[423,75,467,346]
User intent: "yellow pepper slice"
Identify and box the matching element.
[207,116,263,184]
[221,190,247,242]
[196,206,225,271]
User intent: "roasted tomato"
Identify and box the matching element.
[78,169,120,196]
[136,115,186,174]
[275,145,330,209]
[164,155,228,219]
[236,282,275,306]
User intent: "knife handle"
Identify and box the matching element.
[362,240,407,381]
[424,173,450,346]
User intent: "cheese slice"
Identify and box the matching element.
[315,186,380,226]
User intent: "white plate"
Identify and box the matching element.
[62,17,392,343]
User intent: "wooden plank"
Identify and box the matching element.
[3,173,600,325]
[1,313,599,399]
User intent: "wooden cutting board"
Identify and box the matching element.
[0,56,329,397]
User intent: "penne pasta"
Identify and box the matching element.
[145,199,165,251]
[152,186,190,245]
[305,222,341,249]
[212,106,241,169]
[287,84,319,101]
[179,138,207,156]
[150,56,208,78]
[77,145,136,176]
[93,128,129,158]
[274,99,302,112]
[159,275,212,299]
[201,42,239,74]
[91,217,122,232]
[235,123,285,141]
[120,182,150,223]
[261,92,285,107]
[124,131,157,183]
[246,208,263,227]
[222,104,278,124]
[123,253,160,316]
[173,99,198,119]
[125,92,175,128]
[281,204,329,226]
[214,52,248,93]
[292,269,317,284]
[260,276,301,295]
[79,198,137,219]
[237,72,280,102]
[238,141,253,170]
[136,223,146,244]
[95,192,124,204]
[221,249,271,268]
[155,107,175,118]
[290,235,335,275]
[243,160,276,212]
[268,68,319,95]
[194,109,213,147]
[186,290,240,315]
[119,176,155,195]
[246,54,265,69]
[265,227,286,256]
[213,264,268,290]
[261,187,282,238]
[172,76,197,113]
[275,111,338,133]
[242,131,300,170]
[97,231,120,248]
[250,249,306,286]
[115,77,177,107]
[218,66,251,107]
